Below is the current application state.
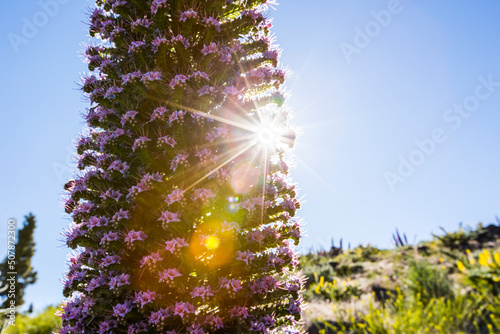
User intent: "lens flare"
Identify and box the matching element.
[204,235,220,250]
[188,220,234,269]
[230,163,260,194]
[227,197,239,212]
[257,127,276,146]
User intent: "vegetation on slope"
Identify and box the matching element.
[301,219,500,334]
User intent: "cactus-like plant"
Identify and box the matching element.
[59,0,304,333]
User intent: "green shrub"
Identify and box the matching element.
[5,305,61,334]
[405,261,453,305]
[303,264,336,288]
[343,245,380,263]
[335,291,494,334]
[335,263,364,277]
[433,225,480,250]
[457,249,500,297]
[306,276,362,302]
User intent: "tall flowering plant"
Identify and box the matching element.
[59,0,304,333]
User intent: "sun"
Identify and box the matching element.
[256,126,277,147]
[252,115,296,151]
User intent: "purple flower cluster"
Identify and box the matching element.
[60,0,304,333]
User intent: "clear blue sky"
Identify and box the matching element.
[1,0,499,311]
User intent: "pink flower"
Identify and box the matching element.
[242,9,262,21]
[86,278,100,292]
[173,301,194,318]
[140,252,163,269]
[87,216,103,230]
[158,268,182,283]
[198,85,218,97]
[230,305,248,318]
[101,189,123,202]
[158,210,181,225]
[263,226,280,240]
[158,135,176,148]
[100,231,119,245]
[187,323,204,334]
[98,320,117,333]
[76,201,94,214]
[201,42,217,55]
[128,40,146,53]
[195,148,218,165]
[165,188,185,205]
[132,136,151,151]
[108,159,129,174]
[122,72,141,85]
[100,255,121,267]
[179,10,198,22]
[263,49,279,61]
[170,153,189,171]
[190,71,210,81]
[202,17,221,31]
[205,127,229,142]
[132,18,151,28]
[121,110,138,126]
[241,199,255,212]
[248,230,265,244]
[125,230,147,245]
[113,128,127,138]
[109,273,130,290]
[149,308,169,326]
[250,321,266,333]
[149,310,162,325]
[169,74,188,89]
[164,239,178,253]
[170,35,190,49]
[249,275,278,294]
[190,285,213,300]
[219,49,233,64]
[150,106,168,121]
[204,315,224,329]
[220,278,242,296]
[134,290,157,308]
[281,195,297,210]
[168,110,186,125]
[113,301,132,317]
[104,85,123,99]
[152,36,167,52]
[128,322,148,334]
[142,71,162,82]
[112,208,130,222]
[287,298,301,315]
[236,250,255,265]
[192,188,215,203]
[164,237,187,253]
[150,0,167,14]
[262,315,275,326]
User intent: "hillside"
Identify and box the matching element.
[301,220,500,334]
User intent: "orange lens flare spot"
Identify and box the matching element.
[230,163,260,194]
[204,235,220,250]
[189,220,234,269]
